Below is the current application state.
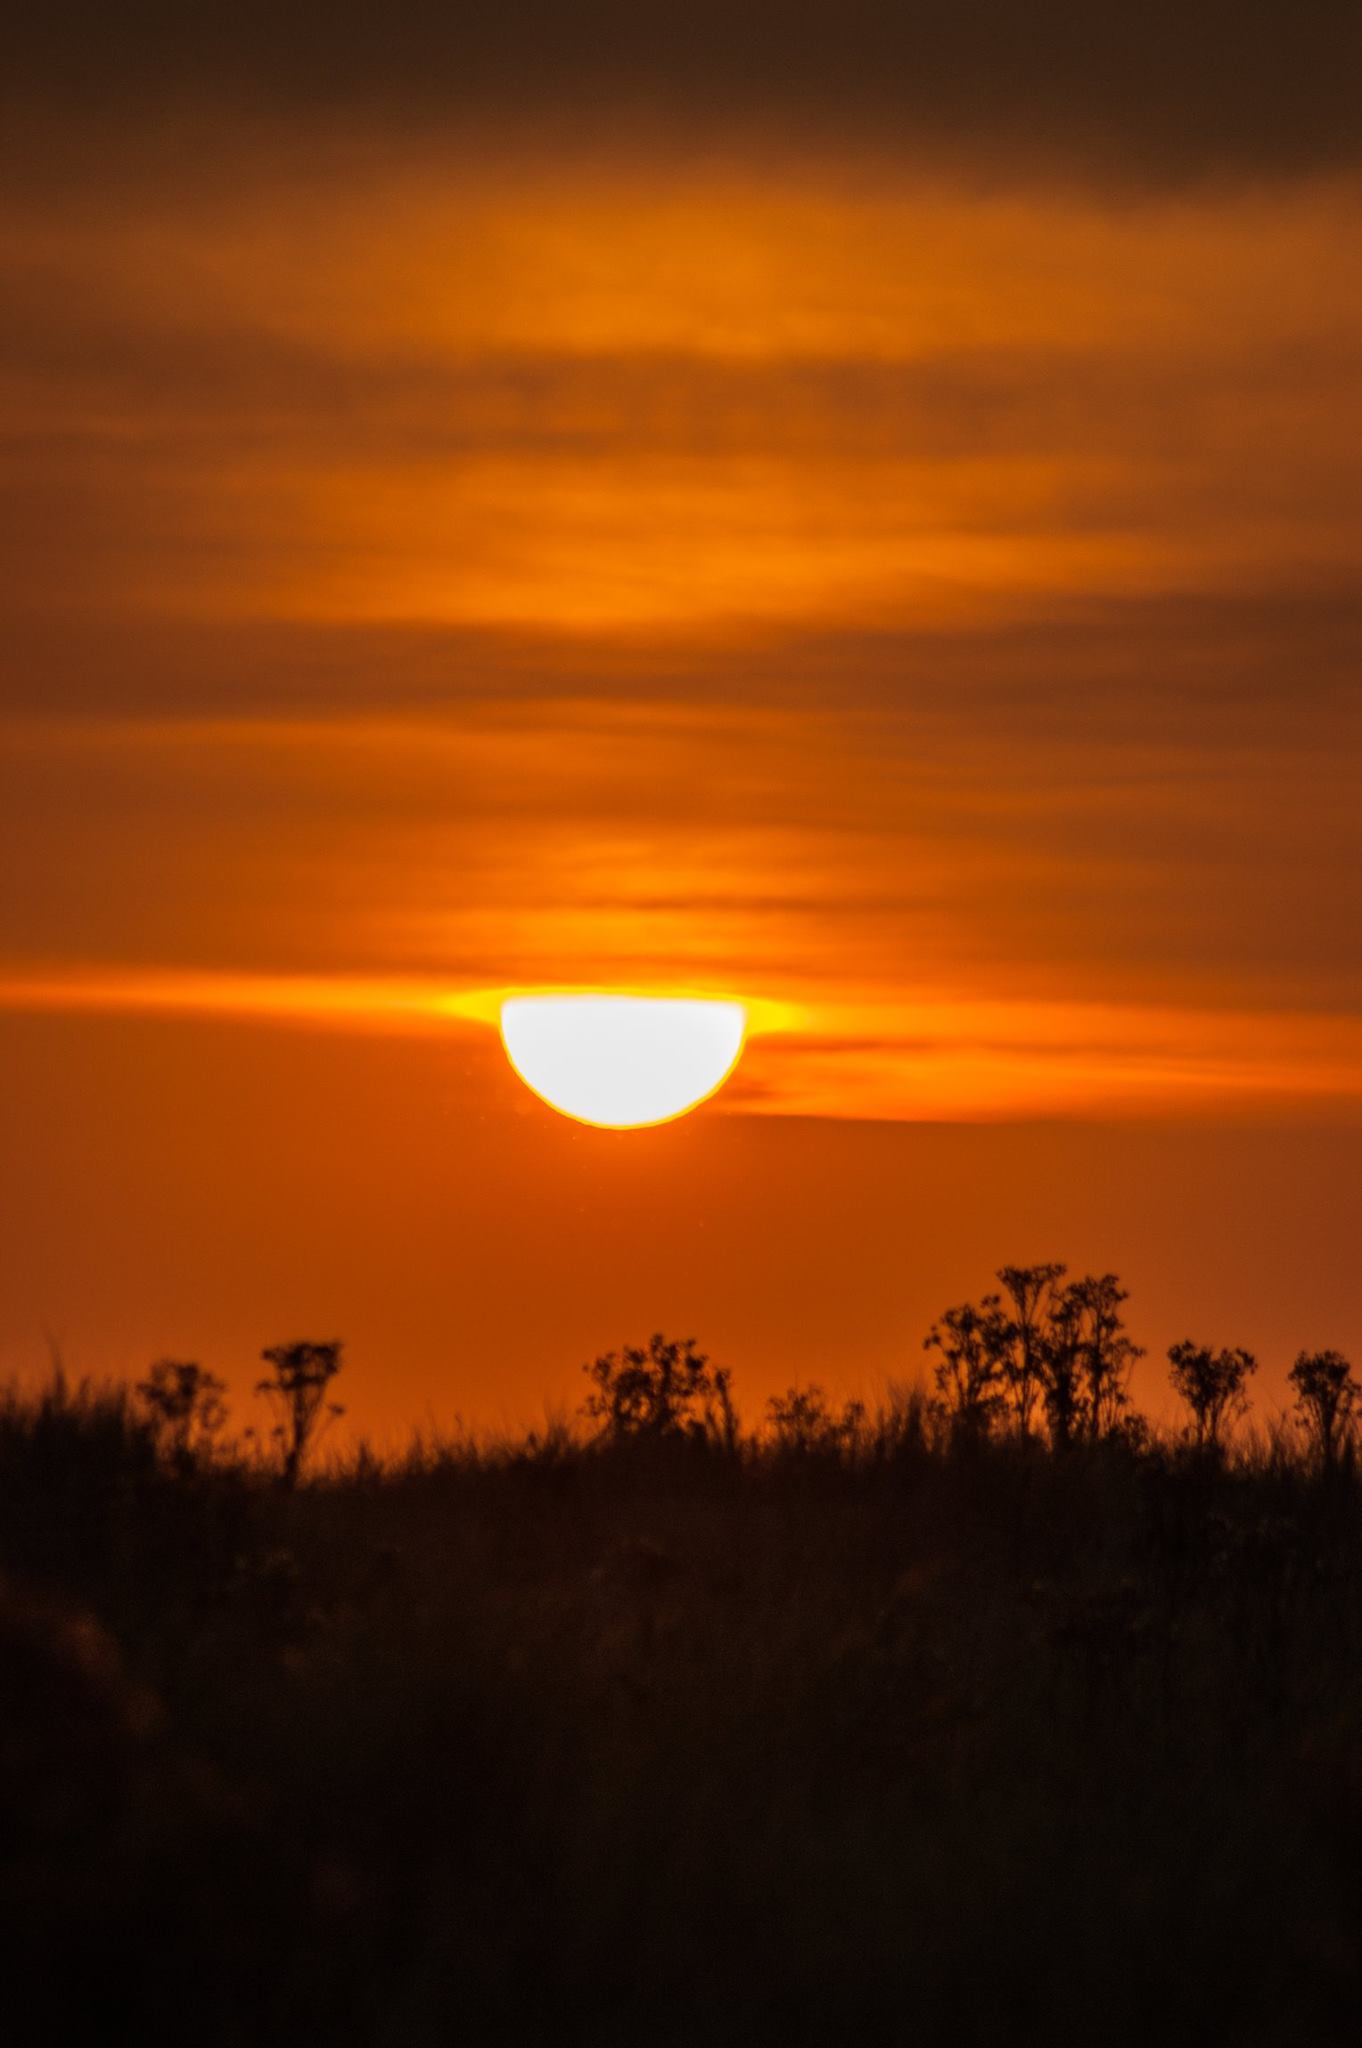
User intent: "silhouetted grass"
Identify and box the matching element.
[3,1376,1362,2045]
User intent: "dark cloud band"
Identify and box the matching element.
[8,1,1361,184]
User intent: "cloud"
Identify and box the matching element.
[6,3,1362,185]
[3,634,1359,1026]
[2,31,1359,1127]
[3,587,1360,734]
[3,159,1356,643]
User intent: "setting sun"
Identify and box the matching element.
[499,994,747,1128]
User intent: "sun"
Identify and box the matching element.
[499,994,748,1129]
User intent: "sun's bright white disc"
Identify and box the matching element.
[499,995,747,1128]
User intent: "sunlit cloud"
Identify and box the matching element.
[2,68,1360,1130]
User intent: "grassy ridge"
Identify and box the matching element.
[3,1376,1362,2044]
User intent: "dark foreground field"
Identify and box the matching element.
[4,1382,1362,2046]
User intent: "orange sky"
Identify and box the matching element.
[2,14,1360,1431]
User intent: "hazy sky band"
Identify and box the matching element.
[9,2,1362,183]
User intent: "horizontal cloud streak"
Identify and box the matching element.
[4,962,1361,1123]
[4,166,1356,645]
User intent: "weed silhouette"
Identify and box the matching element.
[256,1339,344,1487]
[766,1383,866,1455]
[1167,1339,1259,1451]
[581,1331,736,1446]
[1289,1347,1360,1470]
[924,1265,1142,1447]
[135,1358,228,1476]
[923,1297,1010,1440]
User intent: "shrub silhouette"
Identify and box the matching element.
[1059,1272,1143,1444]
[134,1359,227,1476]
[766,1384,866,1455]
[926,1265,1142,1447]
[581,1333,736,1446]
[256,1340,345,1486]
[995,1262,1067,1437]
[923,1299,1009,1440]
[1167,1340,1258,1451]
[1288,1348,1359,1469]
